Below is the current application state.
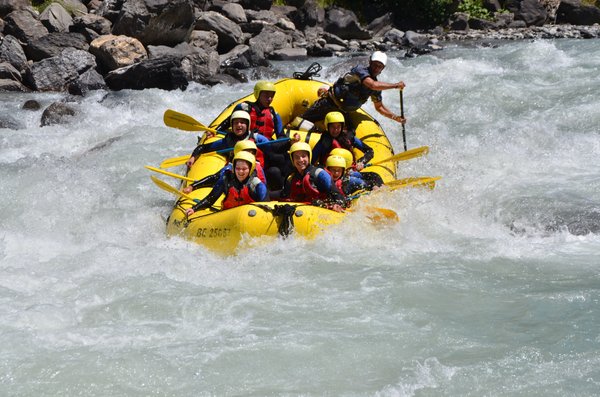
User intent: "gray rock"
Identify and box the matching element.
[67,68,107,95]
[26,48,97,92]
[112,0,195,46]
[39,3,73,33]
[270,47,307,60]
[0,34,28,73]
[556,0,600,25]
[324,7,371,40]
[26,32,89,62]
[40,101,77,126]
[195,10,244,53]
[3,9,49,44]
[105,56,188,91]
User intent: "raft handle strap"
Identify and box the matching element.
[293,62,322,80]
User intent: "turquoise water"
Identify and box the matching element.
[1,39,599,396]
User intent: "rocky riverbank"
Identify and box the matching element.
[1,0,600,126]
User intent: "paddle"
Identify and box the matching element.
[159,155,190,169]
[145,165,195,182]
[400,89,407,151]
[386,176,441,191]
[158,137,292,168]
[150,176,200,203]
[163,109,226,135]
[367,145,429,167]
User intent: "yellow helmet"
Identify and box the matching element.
[230,110,251,126]
[324,111,345,130]
[329,148,353,168]
[288,141,312,163]
[253,80,276,99]
[233,139,258,155]
[232,150,256,175]
[326,155,347,170]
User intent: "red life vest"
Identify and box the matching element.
[288,166,328,203]
[221,177,260,209]
[318,133,354,165]
[248,102,276,140]
[326,170,346,198]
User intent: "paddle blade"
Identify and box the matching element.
[370,145,429,166]
[387,176,441,191]
[150,176,197,202]
[145,165,195,182]
[364,206,399,224]
[159,155,189,169]
[163,109,220,134]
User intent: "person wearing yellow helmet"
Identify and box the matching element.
[183,140,267,194]
[185,151,268,216]
[297,51,406,136]
[280,142,346,212]
[217,80,284,141]
[312,111,374,170]
[186,110,271,167]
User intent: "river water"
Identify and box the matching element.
[1,39,599,396]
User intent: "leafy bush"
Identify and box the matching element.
[457,0,492,20]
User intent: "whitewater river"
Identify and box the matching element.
[1,39,599,396]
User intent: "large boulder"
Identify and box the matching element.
[104,56,188,91]
[39,3,73,33]
[111,0,195,46]
[69,13,113,42]
[195,11,245,53]
[324,7,371,40]
[3,9,49,44]
[0,34,28,73]
[505,0,548,26]
[0,0,29,18]
[89,34,147,72]
[25,32,89,62]
[556,0,600,25]
[26,48,97,92]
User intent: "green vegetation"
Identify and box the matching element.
[457,0,492,20]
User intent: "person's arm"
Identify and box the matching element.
[250,178,269,202]
[314,169,345,203]
[362,77,404,92]
[273,113,285,138]
[186,177,226,215]
[373,100,405,124]
[352,137,374,170]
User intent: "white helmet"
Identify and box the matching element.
[370,51,387,66]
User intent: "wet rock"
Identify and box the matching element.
[26,48,97,92]
[22,99,41,110]
[40,101,77,126]
[104,56,188,91]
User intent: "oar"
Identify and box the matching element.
[362,206,399,223]
[386,176,441,191]
[400,89,407,151]
[163,109,225,135]
[159,155,189,168]
[159,137,292,168]
[367,145,429,166]
[145,165,195,182]
[215,137,290,155]
[150,175,199,203]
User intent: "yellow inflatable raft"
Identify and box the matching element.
[161,77,399,254]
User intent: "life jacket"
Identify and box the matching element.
[221,174,262,209]
[318,132,355,165]
[326,170,346,198]
[332,65,379,112]
[247,101,276,140]
[226,132,265,168]
[287,165,328,203]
